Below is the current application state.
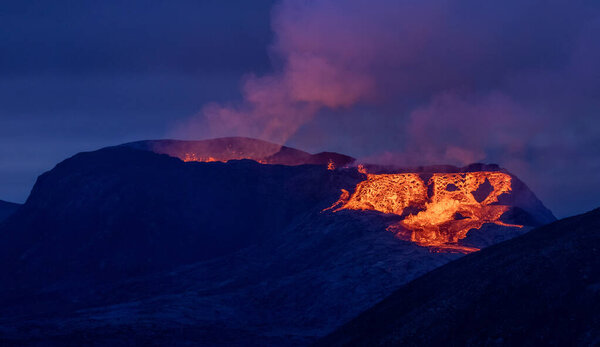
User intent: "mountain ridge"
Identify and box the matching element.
[0,138,557,345]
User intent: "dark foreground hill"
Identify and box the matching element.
[0,138,554,345]
[0,200,20,223]
[320,208,600,346]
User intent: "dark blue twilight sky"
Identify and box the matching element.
[1,0,599,218]
[1,0,276,202]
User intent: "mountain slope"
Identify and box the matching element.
[0,146,356,289]
[0,199,20,223]
[320,208,600,346]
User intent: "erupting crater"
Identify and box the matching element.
[328,168,522,253]
[123,137,355,167]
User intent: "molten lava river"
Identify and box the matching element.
[327,170,522,253]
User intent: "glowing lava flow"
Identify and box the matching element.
[329,169,522,253]
[183,153,219,162]
[327,160,336,170]
[182,153,268,164]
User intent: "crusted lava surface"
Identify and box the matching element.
[329,169,540,253]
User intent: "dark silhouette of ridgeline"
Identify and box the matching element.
[319,208,600,346]
[0,199,20,223]
[0,138,556,345]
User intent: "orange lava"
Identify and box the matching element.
[182,153,219,162]
[182,153,267,164]
[328,171,522,253]
[357,164,368,174]
[327,160,336,170]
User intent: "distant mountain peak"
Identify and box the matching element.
[122,137,356,168]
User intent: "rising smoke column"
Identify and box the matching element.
[173,0,447,144]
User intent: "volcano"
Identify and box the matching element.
[0,138,555,345]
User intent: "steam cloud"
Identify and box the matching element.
[174,0,600,216]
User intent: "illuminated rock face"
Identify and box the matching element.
[331,171,522,252]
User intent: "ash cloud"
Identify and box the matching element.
[174,0,600,217]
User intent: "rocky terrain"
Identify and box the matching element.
[0,138,555,345]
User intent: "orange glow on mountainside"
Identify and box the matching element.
[183,153,219,162]
[328,171,522,253]
[327,160,336,170]
[182,153,267,164]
